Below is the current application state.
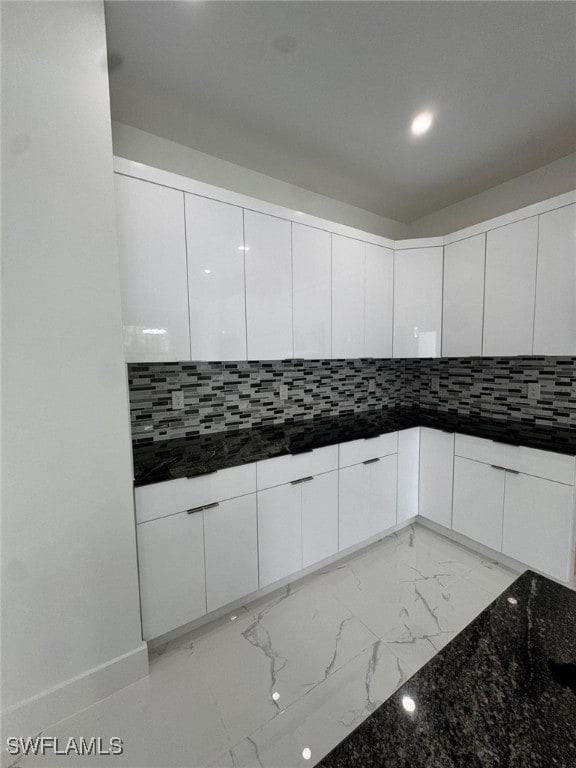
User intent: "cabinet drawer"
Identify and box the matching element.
[454,434,575,485]
[256,445,338,490]
[339,432,398,468]
[135,463,257,524]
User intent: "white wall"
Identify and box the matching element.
[1,1,147,739]
[407,152,576,237]
[111,121,408,240]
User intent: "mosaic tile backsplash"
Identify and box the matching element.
[128,357,576,444]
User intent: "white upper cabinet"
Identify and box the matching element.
[443,235,485,357]
[332,235,365,358]
[244,210,293,360]
[185,194,246,361]
[393,247,443,358]
[533,204,576,355]
[292,223,332,359]
[114,174,190,362]
[483,217,538,356]
[365,244,394,358]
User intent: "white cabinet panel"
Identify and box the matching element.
[442,234,485,357]
[483,217,538,356]
[134,464,257,525]
[502,473,574,583]
[533,204,576,355]
[397,428,420,522]
[244,210,292,360]
[419,429,454,528]
[257,483,302,587]
[368,454,398,536]
[292,223,332,359]
[339,432,398,468]
[185,194,246,361]
[204,494,258,612]
[393,247,443,358]
[452,457,504,552]
[257,445,339,490]
[301,471,339,568]
[332,235,365,358]
[115,174,189,362]
[339,463,370,550]
[136,511,206,640]
[365,244,393,358]
[339,455,397,550]
[454,434,575,485]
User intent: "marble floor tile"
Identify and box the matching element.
[8,653,231,768]
[215,640,415,768]
[11,524,520,768]
[189,580,377,744]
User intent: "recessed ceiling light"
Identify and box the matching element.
[302,747,312,760]
[411,111,433,137]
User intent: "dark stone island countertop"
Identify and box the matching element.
[318,570,576,768]
[132,407,576,487]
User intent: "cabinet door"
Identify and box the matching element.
[452,458,504,552]
[502,473,574,582]
[301,471,339,568]
[339,463,370,550]
[365,244,393,358]
[292,223,332,359]
[483,217,538,356]
[419,429,454,528]
[533,204,576,355]
[393,247,443,358]
[257,483,302,587]
[397,428,420,523]
[185,194,246,361]
[443,234,485,357]
[114,174,189,362]
[204,495,258,613]
[244,210,292,360]
[136,511,206,640]
[368,454,398,536]
[332,235,365,358]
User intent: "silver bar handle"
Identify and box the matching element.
[290,476,314,485]
[187,502,220,515]
[490,465,520,475]
[363,457,381,465]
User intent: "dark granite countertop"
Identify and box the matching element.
[132,407,576,486]
[318,570,576,768]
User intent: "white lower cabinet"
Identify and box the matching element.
[339,454,397,551]
[502,473,574,583]
[452,457,505,552]
[397,428,420,523]
[137,510,206,641]
[135,429,576,641]
[419,428,454,528]
[258,470,339,587]
[204,495,258,613]
[301,471,339,569]
[257,483,302,588]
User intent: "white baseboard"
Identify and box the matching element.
[1,643,149,748]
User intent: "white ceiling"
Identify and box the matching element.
[105,1,576,223]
